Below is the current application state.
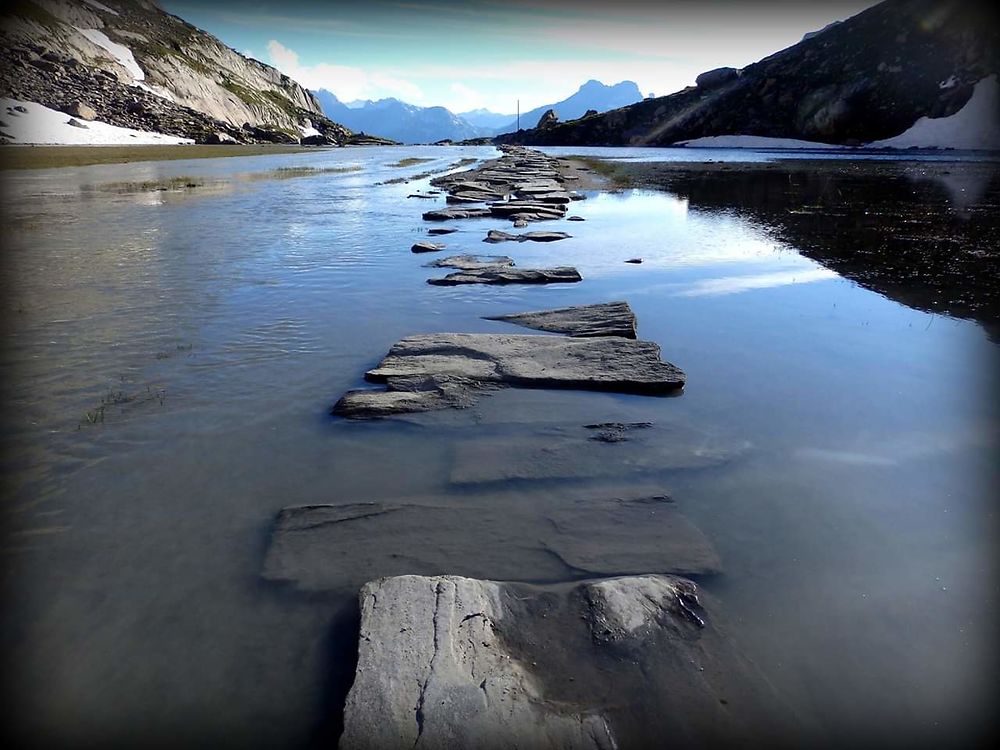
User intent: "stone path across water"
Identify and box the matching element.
[284,147,758,747]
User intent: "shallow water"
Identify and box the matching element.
[1,145,997,747]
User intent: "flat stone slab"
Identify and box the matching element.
[425,254,515,270]
[484,301,637,338]
[484,230,572,243]
[339,572,785,748]
[428,227,458,235]
[449,423,745,484]
[339,575,615,750]
[411,241,446,253]
[333,333,685,418]
[262,491,720,591]
[423,207,492,221]
[428,267,582,285]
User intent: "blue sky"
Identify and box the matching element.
[163,0,874,114]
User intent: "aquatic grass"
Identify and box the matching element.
[87,176,204,193]
[388,157,435,168]
[571,156,633,188]
[79,384,166,428]
[0,144,317,171]
[377,158,479,185]
[244,165,363,181]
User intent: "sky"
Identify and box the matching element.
[162,0,876,115]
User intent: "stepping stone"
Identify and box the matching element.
[484,301,637,338]
[332,332,685,418]
[425,254,515,270]
[428,267,581,285]
[337,572,783,749]
[262,489,720,590]
[428,227,457,235]
[450,424,744,484]
[411,241,446,253]
[423,207,492,221]
[484,229,572,243]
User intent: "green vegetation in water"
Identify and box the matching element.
[247,165,363,180]
[378,158,479,185]
[388,157,435,168]
[571,156,632,189]
[0,144,319,171]
[86,176,205,193]
[80,383,166,428]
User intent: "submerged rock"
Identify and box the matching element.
[484,301,637,338]
[449,422,744,484]
[428,267,581,285]
[427,227,458,235]
[262,490,720,590]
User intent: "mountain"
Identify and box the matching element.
[493,80,643,135]
[459,108,514,129]
[497,0,1000,148]
[314,90,490,144]
[0,0,353,144]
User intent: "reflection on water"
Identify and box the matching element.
[0,146,997,747]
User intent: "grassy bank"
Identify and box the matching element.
[0,144,332,171]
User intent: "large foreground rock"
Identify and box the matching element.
[339,573,789,748]
[428,267,581,285]
[339,576,614,750]
[332,332,685,418]
[262,489,720,591]
[485,301,637,338]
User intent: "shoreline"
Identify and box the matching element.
[0,143,336,171]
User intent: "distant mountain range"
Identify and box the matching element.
[499,0,1000,148]
[313,79,644,144]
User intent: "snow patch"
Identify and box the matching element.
[673,134,839,149]
[299,125,321,138]
[81,0,119,15]
[867,75,1000,150]
[76,28,144,81]
[1,98,192,145]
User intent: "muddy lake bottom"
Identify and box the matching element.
[1,145,998,747]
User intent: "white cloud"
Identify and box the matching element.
[266,39,424,103]
[444,82,486,113]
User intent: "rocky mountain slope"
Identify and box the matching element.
[0,0,354,144]
[498,0,999,147]
[314,90,490,144]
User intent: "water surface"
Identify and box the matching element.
[1,145,996,747]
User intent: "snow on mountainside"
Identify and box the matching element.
[0,0,352,144]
